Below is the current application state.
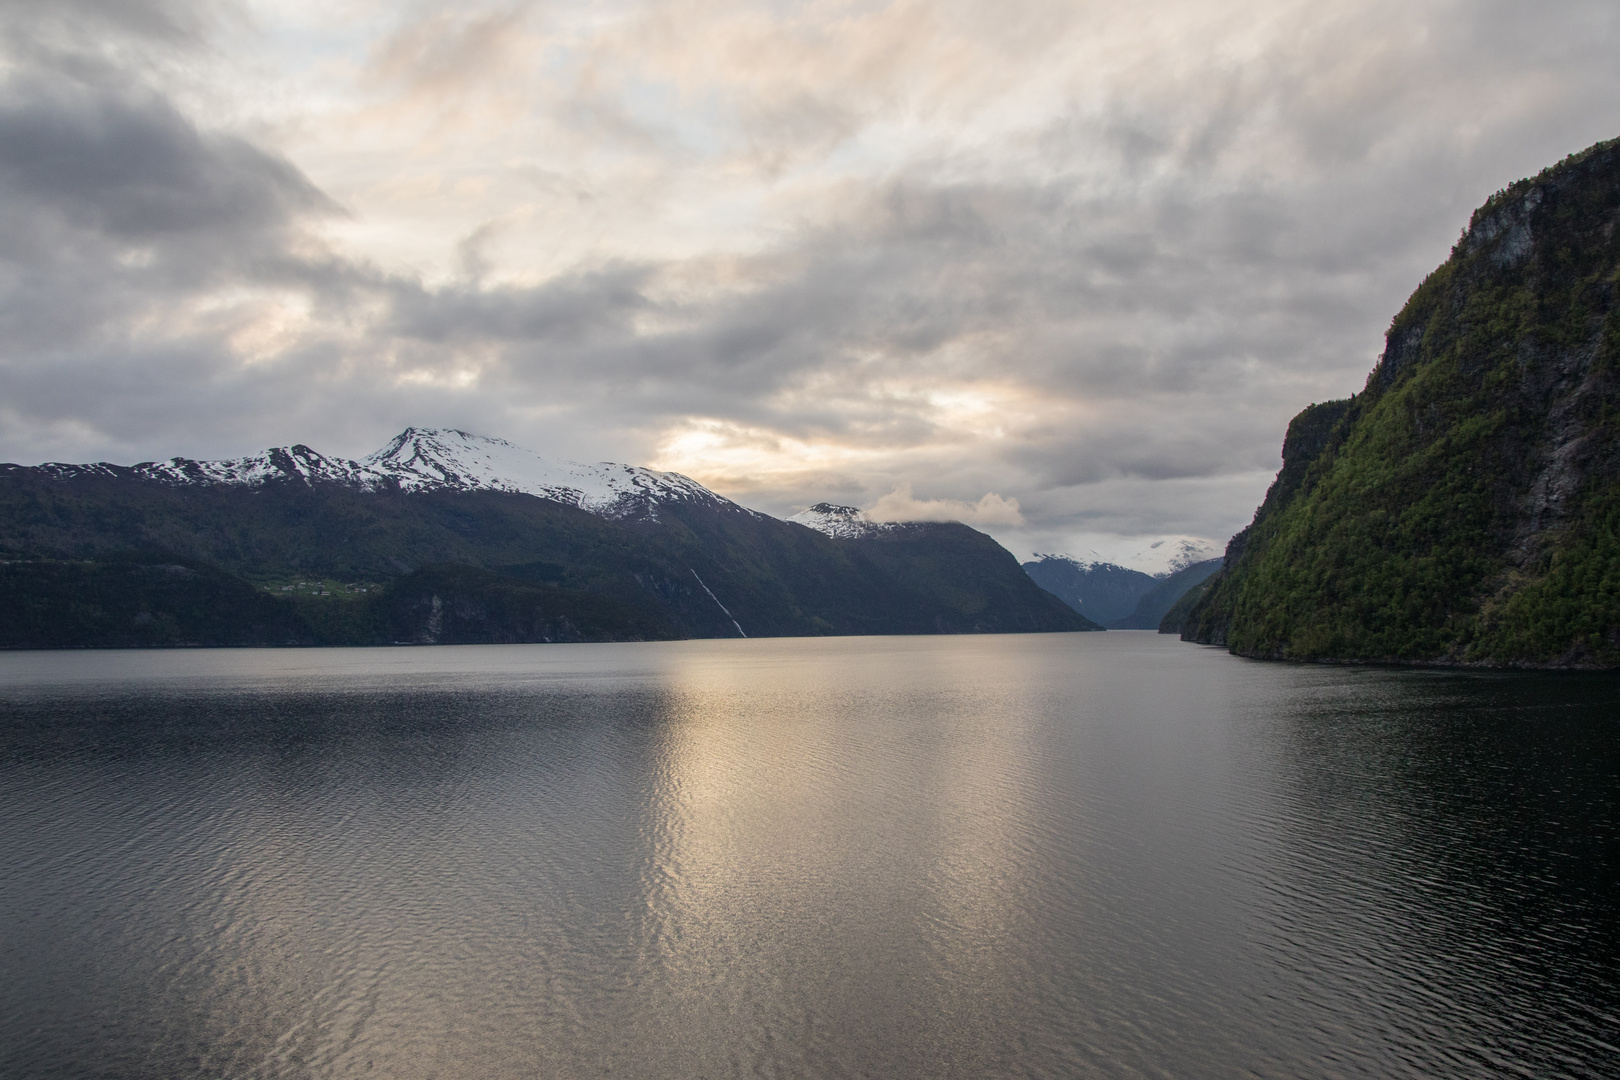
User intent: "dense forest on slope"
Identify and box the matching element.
[0,472,1097,646]
[1183,137,1620,667]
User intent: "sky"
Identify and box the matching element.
[1,0,1618,568]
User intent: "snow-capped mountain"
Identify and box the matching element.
[1031,536,1220,579]
[1126,537,1221,577]
[356,428,726,514]
[39,428,736,521]
[787,503,896,539]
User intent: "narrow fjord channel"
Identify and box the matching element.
[2,633,1615,1079]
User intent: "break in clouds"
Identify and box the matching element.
[1,0,1618,564]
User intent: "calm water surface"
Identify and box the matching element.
[1,633,1616,1079]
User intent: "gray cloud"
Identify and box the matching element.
[0,3,349,453]
[1,0,1618,559]
[1,0,215,48]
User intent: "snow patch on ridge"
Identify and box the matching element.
[788,503,896,539]
[139,445,375,488]
[105,427,734,521]
[1129,536,1221,576]
[359,428,723,515]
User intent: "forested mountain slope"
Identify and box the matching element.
[1183,137,1620,667]
[0,434,1096,646]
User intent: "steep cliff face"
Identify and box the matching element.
[1184,137,1620,667]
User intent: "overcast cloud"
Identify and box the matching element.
[1,0,1617,566]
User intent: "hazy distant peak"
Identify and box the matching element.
[1030,538,1220,578]
[1128,537,1222,577]
[1028,552,1130,573]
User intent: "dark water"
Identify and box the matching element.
[1,634,1616,1079]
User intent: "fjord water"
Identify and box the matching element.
[1,635,1615,1079]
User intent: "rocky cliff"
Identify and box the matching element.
[1183,137,1620,667]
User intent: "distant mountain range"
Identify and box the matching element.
[1022,553,1223,629]
[802,507,1227,629]
[1126,560,1228,631]
[1023,557,1159,626]
[0,428,1097,647]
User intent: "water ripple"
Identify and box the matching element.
[0,635,1615,1078]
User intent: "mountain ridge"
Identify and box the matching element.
[0,430,1099,646]
[1181,136,1620,667]
[26,427,733,522]
[788,503,897,539]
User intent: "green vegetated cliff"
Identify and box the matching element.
[1183,137,1620,667]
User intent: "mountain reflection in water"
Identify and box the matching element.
[1,635,1615,1079]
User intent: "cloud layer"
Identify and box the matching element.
[2,0,1618,564]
